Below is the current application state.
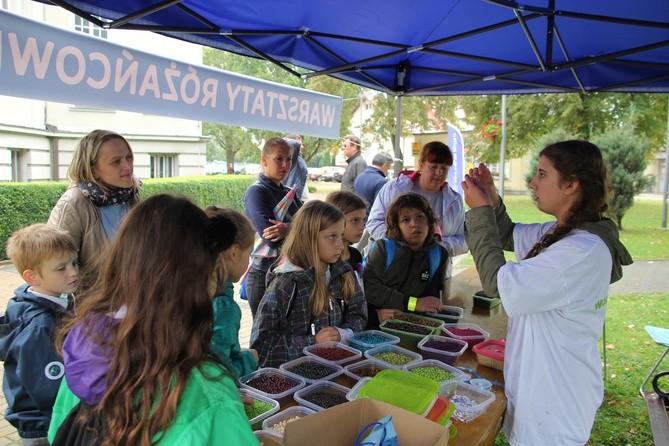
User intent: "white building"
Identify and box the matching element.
[0,0,208,182]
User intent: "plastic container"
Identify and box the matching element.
[403,359,468,394]
[469,378,493,392]
[418,334,468,365]
[279,355,343,384]
[425,394,456,427]
[239,388,280,429]
[262,405,316,437]
[343,358,392,385]
[364,343,422,369]
[254,429,283,443]
[293,380,350,412]
[473,290,501,309]
[240,367,306,402]
[379,319,439,347]
[425,305,464,322]
[355,369,439,415]
[472,338,506,371]
[442,381,496,423]
[391,312,445,329]
[441,322,490,349]
[303,341,362,365]
[347,329,400,353]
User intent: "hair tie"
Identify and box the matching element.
[205,214,237,253]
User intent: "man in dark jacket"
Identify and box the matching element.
[354,151,393,214]
[283,135,309,201]
[340,135,367,192]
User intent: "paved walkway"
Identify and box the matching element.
[0,259,666,444]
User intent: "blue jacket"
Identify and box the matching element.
[244,174,302,265]
[0,285,70,439]
[212,281,257,378]
[354,166,387,213]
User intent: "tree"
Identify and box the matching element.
[203,123,256,172]
[592,125,652,230]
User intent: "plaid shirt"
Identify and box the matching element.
[250,259,367,368]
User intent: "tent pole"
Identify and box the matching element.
[662,98,669,229]
[499,95,507,200]
[395,96,403,172]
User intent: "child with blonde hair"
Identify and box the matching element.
[204,206,258,378]
[250,200,367,368]
[1,224,78,446]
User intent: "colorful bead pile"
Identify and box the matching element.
[409,366,455,382]
[310,346,355,361]
[393,313,442,327]
[353,333,390,345]
[286,361,337,380]
[352,365,384,378]
[448,327,482,337]
[302,390,348,409]
[372,351,413,365]
[384,321,433,335]
[244,399,274,420]
[245,374,299,395]
[422,339,464,352]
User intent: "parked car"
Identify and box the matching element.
[307,167,323,181]
[318,166,345,182]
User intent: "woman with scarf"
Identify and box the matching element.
[49,130,140,268]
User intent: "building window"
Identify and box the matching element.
[150,155,176,178]
[10,149,27,182]
[74,15,108,39]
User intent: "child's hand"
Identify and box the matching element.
[263,220,289,242]
[240,392,254,405]
[416,296,442,314]
[377,308,400,323]
[315,327,340,343]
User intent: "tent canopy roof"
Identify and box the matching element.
[42,0,669,95]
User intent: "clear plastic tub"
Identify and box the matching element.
[379,318,439,347]
[293,380,350,412]
[239,388,280,428]
[239,367,306,402]
[254,429,283,443]
[347,329,400,353]
[472,338,506,371]
[441,381,496,423]
[364,343,422,369]
[343,358,392,385]
[391,312,445,329]
[279,355,343,384]
[303,341,362,365]
[403,358,468,394]
[418,334,468,365]
[425,305,464,322]
[441,322,490,349]
[262,405,316,437]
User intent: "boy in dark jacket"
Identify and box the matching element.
[0,224,78,446]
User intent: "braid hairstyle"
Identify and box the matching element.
[280,200,355,315]
[525,140,610,259]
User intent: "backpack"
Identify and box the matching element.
[364,237,442,284]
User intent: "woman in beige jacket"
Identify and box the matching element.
[49,130,140,268]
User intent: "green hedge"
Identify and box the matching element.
[0,175,255,260]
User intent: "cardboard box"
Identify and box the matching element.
[283,398,449,445]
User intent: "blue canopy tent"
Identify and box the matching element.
[35,0,669,95]
[31,0,669,226]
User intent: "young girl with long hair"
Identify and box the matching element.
[363,193,447,329]
[204,205,258,378]
[325,191,367,274]
[47,194,258,445]
[462,140,632,445]
[244,137,302,318]
[250,200,367,368]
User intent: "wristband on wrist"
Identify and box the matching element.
[407,296,417,312]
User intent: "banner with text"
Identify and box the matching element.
[0,10,341,138]
[447,123,465,197]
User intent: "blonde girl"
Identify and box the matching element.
[250,200,367,368]
[204,206,258,378]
